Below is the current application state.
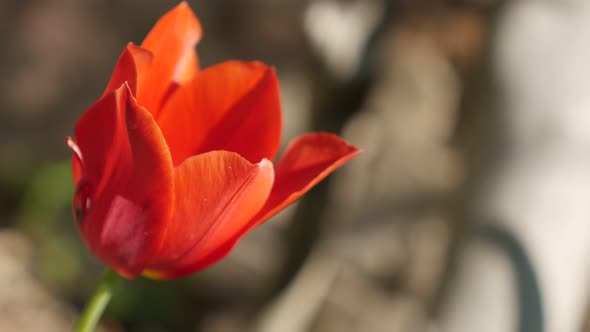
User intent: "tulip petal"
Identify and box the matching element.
[174,46,199,85]
[146,150,274,279]
[158,61,282,166]
[254,133,360,224]
[73,83,174,278]
[200,133,359,260]
[146,133,359,280]
[138,1,202,116]
[103,43,153,97]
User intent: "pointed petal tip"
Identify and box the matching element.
[282,132,362,162]
[176,3,200,31]
[137,0,203,115]
[177,1,191,10]
[251,132,360,225]
[164,0,202,35]
[67,136,85,186]
[103,44,153,97]
[66,135,76,149]
[66,136,83,161]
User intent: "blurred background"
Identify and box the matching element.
[2,0,590,331]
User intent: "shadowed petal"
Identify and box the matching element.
[138,1,202,116]
[158,61,282,166]
[146,150,274,279]
[73,83,174,278]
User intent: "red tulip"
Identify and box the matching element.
[67,2,360,279]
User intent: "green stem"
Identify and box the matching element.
[75,269,120,332]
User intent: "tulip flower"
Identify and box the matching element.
[67,2,359,282]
